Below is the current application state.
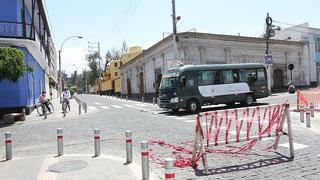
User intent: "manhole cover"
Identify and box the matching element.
[48,160,88,173]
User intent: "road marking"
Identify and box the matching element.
[261,137,275,141]
[111,105,123,108]
[88,106,97,110]
[100,106,110,109]
[135,104,147,107]
[279,142,310,150]
[94,102,101,105]
[123,105,135,108]
[185,120,195,123]
[175,117,187,120]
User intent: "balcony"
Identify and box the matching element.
[1,20,56,69]
[0,20,34,40]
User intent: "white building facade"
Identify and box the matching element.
[274,23,320,85]
[120,32,307,99]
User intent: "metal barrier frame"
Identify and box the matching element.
[191,103,294,174]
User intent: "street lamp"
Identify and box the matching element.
[58,35,83,95]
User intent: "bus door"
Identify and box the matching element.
[179,71,196,103]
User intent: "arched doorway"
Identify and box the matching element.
[139,71,144,97]
[274,69,284,89]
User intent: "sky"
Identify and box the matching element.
[44,0,320,75]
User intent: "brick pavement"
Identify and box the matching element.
[0,94,319,179]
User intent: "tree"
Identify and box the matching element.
[86,52,99,85]
[0,46,32,82]
[104,50,112,71]
[121,41,128,54]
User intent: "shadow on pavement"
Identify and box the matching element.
[158,103,270,117]
[194,153,293,176]
[0,122,13,128]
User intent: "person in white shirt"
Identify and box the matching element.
[60,88,71,111]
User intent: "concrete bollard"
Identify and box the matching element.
[142,97,144,103]
[141,141,149,180]
[22,108,26,121]
[310,102,315,117]
[121,95,123,101]
[125,131,133,163]
[94,129,100,157]
[57,128,63,156]
[306,110,311,128]
[126,95,128,101]
[300,109,305,123]
[79,104,81,115]
[44,107,47,119]
[5,132,12,160]
[116,95,118,100]
[165,158,175,180]
[152,97,156,106]
[84,103,87,113]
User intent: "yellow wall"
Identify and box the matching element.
[122,46,142,65]
[93,46,142,94]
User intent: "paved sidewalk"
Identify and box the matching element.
[0,154,157,180]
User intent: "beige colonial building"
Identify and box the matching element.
[120,32,308,99]
[91,46,142,95]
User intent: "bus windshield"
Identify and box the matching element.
[159,77,177,90]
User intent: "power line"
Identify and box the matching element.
[273,20,310,29]
[273,20,320,36]
[106,0,141,47]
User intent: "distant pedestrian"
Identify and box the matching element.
[60,88,71,111]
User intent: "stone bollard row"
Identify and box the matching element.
[4,131,175,179]
[57,128,63,156]
[141,141,149,180]
[22,108,26,121]
[84,102,87,113]
[94,129,101,157]
[5,132,12,160]
[126,131,132,163]
[306,110,311,128]
[165,158,175,180]
[310,102,315,117]
[152,97,156,106]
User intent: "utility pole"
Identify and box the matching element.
[171,0,180,61]
[264,13,281,95]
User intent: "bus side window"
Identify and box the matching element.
[232,70,239,82]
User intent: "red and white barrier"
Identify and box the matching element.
[191,103,294,173]
[296,87,320,112]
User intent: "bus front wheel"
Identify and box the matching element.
[187,99,200,114]
[244,94,254,106]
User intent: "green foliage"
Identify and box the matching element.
[86,52,99,85]
[0,46,33,82]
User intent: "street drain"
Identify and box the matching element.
[48,160,88,173]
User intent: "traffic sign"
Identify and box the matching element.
[265,54,273,65]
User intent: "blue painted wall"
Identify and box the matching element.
[0,0,19,22]
[0,47,45,108]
